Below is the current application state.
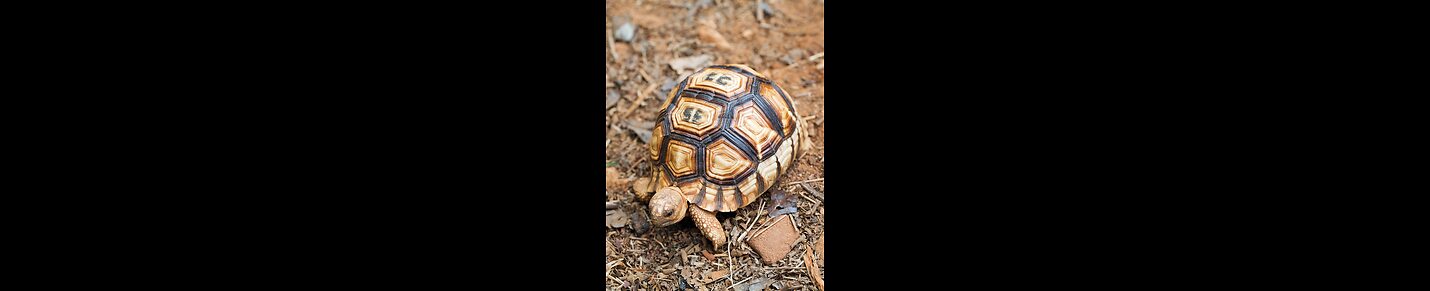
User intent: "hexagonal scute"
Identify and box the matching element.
[670,97,723,138]
[732,101,779,156]
[665,139,698,177]
[704,138,753,181]
[758,82,797,137]
[688,67,750,100]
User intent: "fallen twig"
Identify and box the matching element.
[784,178,823,186]
[618,92,642,119]
[641,82,659,102]
[798,182,824,201]
[607,273,626,287]
[756,0,765,22]
[639,69,655,84]
[738,200,764,243]
[726,277,753,290]
[807,52,824,61]
[799,192,819,205]
[607,28,620,62]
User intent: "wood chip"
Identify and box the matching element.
[704,269,730,284]
[807,52,824,61]
[701,250,716,261]
[805,246,824,291]
[816,232,825,266]
[748,215,798,265]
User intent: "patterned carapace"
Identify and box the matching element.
[649,64,802,213]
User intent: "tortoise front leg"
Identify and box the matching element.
[689,206,726,250]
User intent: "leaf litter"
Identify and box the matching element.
[606,0,823,289]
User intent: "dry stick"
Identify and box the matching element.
[617,90,644,119]
[799,192,819,205]
[727,277,753,290]
[639,69,655,84]
[607,273,626,287]
[790,215,801,236]
[749,214,783,240]
[726,226,736,287]
[784,178,824,186]
[756,0,765,22]
[607,28,620,62]
[799,182,824,201]
[641,82,658,101]
[738,200,765,243]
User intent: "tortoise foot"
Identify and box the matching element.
[689,206,726,250]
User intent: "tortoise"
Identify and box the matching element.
[640,64,804,249]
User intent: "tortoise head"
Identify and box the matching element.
[648,186,688,227]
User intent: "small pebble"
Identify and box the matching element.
[615,23,636,42]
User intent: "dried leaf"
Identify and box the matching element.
[740,277,768,291]
[630,128,653,144]
[765,188,798,218]
[703,269,729,284]
[606,90,621,109]
[624,120,655,131]
[625,120,656,143]
[660,78,679,93]
[606,209,629,228]
[668,54,712,74]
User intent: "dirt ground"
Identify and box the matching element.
[605,0,824,290]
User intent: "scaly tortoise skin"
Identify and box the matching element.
[643,64,803,250]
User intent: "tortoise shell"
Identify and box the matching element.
[649,64,803,213]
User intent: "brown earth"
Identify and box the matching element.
[605,0,824,290]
